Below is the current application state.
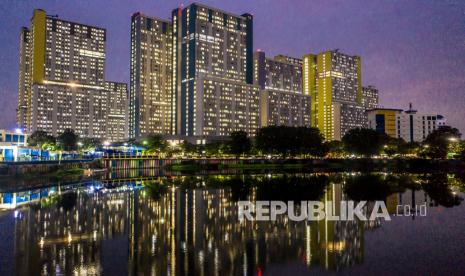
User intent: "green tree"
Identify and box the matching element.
[325,140,345,158]
[181,141,201,156]
[423,126,462,159]
[398,141,420,156]
[28,130,55,148]
[460,148,465,161]
[144,134,168,154]
[42,142,58,151]
[255,126,325,158]
[342,128,386,157]
[205,142,229,156]
[79,137,102,151]
[381,137,409,157]
[448,141,465,159]
[298,127,325,157]
[255,126,288,157]
[57,129,78,151]
[229,131,251,157]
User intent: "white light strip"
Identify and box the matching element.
[43,80,104,90]
[79,49,105,58]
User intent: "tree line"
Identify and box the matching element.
[26,125,465,159]
[144,125,464,159]
[28,129,93,151]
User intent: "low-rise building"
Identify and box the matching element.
[366,105,446,142]
[366,108,403,139]
[398,105,446,142]
[0,129,28,147]
[0,129,29,162]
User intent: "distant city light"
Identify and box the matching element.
[14,128,23,134]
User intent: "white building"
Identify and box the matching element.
[397,105,446,142]
[0,129,29,162]
[0,129,28,147]
[18,9,127,140]
[367,105,446,142]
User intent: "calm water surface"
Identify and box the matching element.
[0,172,464,275]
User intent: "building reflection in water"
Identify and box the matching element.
[4,173,462,275]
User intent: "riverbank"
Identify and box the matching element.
[2,157,464,179]
[165,158,465,173]
[1,158,464,193]
[0,159,102,176]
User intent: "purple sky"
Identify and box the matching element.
[1,0,464,134]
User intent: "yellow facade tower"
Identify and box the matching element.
[303,50,364,140]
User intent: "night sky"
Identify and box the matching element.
[1,0,464,134]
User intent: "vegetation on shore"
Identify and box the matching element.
[24,125,465,161]
[141,125,464,160]
[165,157,464,173]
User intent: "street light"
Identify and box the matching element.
[77,142,83,147]
[448,137,459,142]
[103,141,110,147]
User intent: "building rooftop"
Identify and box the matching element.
[34,9,106,32]
[131,12,171,23]
[179,2,252,19]
[366,108,403,112]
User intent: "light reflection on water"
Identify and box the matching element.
[0,172,464,275]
